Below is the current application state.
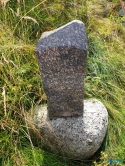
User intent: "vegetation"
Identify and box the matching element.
[0,0,125,165]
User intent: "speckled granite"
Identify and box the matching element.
[36,20,87,119]
[34,99,108,159]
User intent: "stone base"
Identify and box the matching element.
[34,99,108,159]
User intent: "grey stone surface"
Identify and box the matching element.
[36,20,87,119]
[34,99,108,159]
[119,9,125,17]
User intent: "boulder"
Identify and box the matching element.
[34,99,108,159]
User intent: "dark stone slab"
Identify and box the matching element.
[36,20,87,119]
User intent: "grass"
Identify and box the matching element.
[0,0,125,165]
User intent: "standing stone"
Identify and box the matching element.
[35,20,108,159]
[36,20,87,119]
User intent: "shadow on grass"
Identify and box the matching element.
[40,142,105,166]
[28,118,109,166]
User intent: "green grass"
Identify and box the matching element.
[0,0,125,165]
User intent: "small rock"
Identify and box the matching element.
[118,9,124,17]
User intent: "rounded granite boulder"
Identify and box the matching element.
[34,99,108,159]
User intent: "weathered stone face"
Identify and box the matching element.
[34,99,108,159]
[36,20,87,119]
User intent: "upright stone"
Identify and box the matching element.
[36,20,87,119]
